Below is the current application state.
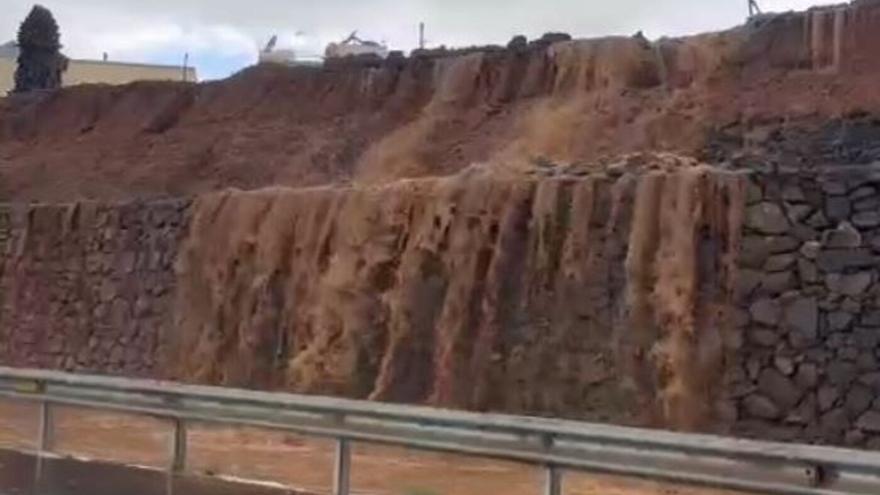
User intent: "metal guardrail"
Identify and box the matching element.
[0,367,880,495]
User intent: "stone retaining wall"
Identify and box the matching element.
[6,166,880,448]
[0,200,189,376]
[729,165,880,447]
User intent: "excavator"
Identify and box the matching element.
[258,31,388,66]
[324,31,389,59]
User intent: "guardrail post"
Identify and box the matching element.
[166,418,187,495]
[333,438,351,495]
[544,465,561,495]
[33,392,54,494]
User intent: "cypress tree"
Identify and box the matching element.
[13,5,67,93]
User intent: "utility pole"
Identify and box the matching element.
[748,0,762,17]
[419,22,425,49]
[182,52,189,82]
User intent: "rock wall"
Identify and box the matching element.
[0,164,745,434]
[0,200,189,376]
[14,162,880,447]
[730,165,880,447]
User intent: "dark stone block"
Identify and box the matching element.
[757,271,797,295]
[858,351,879,372]
[787,393,817,425]
[797,258,819,284]
[746,181,763,204]
[820,407,849,439]
[816,248,875,272]
[854,211,880,229]
[800,240,821,259]
[748,328,779,346]
[822,222,862,248]
[858,411,880,433]
[735,269,762,300]
[807,211,832,229]
[846,384,874,418]
[825,271,874,296]
[828,361,858,387]
[826,196,852,223]
[786,204,813,222]
[822,181,848,195]
[751,298,782,326]
[782,184,806,202]
[782,297,818,340]
[850,185,877,200]
[855,196,880,212]
[763,253,797,272]
[859,372,880,393]
[828,311,855,332]
[794,362,819,390]
[746,203,790,234]
[758,368,802,410]
[862,311,880,327]
[743,394,781,420]
[855,327,880,347]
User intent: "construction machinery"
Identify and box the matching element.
[325,31,389,59]
[258,35,298,65]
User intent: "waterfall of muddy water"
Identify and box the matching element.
[166,166,746,429]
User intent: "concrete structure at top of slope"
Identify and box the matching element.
[0,41,197,95]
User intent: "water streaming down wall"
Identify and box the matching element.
[164,166,745,429]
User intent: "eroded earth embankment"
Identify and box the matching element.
[3,1,880,200]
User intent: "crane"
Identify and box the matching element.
[749,0,762,17]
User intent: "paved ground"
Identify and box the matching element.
[0,401,745,495]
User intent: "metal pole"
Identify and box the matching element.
[34,398,53,494]
[419,23,425,50]
[333,438,351,495]
[545,465,562,495]
[166,418,187,495]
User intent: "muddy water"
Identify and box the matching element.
[0,401,746,495]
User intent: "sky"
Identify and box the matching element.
[2,0,838,81]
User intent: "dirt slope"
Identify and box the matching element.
[3,1,880,201]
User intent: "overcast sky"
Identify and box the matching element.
[2,0,835,80]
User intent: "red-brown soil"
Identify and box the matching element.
[3,2,880,201]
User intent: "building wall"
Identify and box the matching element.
[0,58,13,94]
[0,58,197,95]
[64,60,196,87]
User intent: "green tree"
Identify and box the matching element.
[13,5,67,93]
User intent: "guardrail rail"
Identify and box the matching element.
[0,366,880,494]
